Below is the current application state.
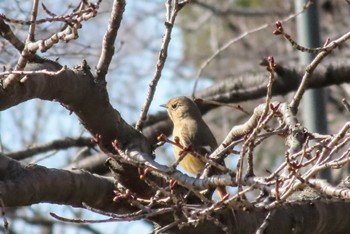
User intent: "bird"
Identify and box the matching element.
[161,96,227,199]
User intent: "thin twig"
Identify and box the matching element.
[255,211,275,234]
[154,219,181,234]
[135,0,187,131]
[342,98,350,113]
[28,0,39,42]
[3,0,40,87]
[273,21,328,54]
[0,66,66,78]
[0,197,9,234]
[50,207,173,223]
[5,137,94,160]
[2,1,100,88]
[289,31,350,114]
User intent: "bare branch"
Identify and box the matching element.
[192,0,290,17]
[308,179,350,199]
[5,137,95,160]
[2,1,100,88]
[0,60,152,158]
[343,98,350,113]
[2,0,40,88]
[0,66,66,78]
[27,0,39,42]
[196,62,350,107]
[289,30,350,114]
[95,0,125,83]
[0,18,25,51]
[255,211,275,234]
[0,155,121,212]
[135,0,187,131]
[0,197,9,234]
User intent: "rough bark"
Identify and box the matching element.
[0,60,155,198]
[0,155,132,213]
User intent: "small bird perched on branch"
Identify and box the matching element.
[161,96,227,199]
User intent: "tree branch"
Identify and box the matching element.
[95,0,125,84]
[0,60,154,198]
[3,0,40,87]
[0,18,25,51]
[0,60,151,153]
[135,0,187,131]
[5,137,95,161]
[192,0,290,17]
[196,62,350,110]
[289,30,350,114]
[0,155,127,213]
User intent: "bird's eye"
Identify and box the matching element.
[171,104,177,109]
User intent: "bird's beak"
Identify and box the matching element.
[160,104,167,109]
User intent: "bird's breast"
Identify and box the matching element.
[173,149,205,175]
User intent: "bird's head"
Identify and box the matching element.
[161,96,202,123]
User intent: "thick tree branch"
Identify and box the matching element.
[0,155,129,213]
[3,152,350,234]
[65,153,107,174]
[161,200,350,234]
[0,61,151,153]
[0,60,155,198]
[197,63,350,110]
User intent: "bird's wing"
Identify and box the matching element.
[181,126,213,155]
[194,122,217,155]
[179,124,194,149]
